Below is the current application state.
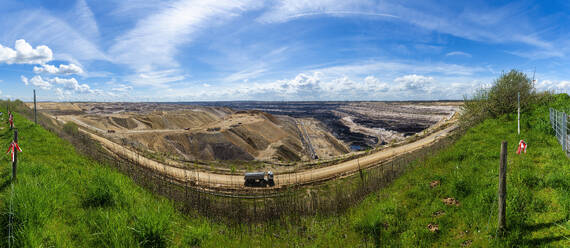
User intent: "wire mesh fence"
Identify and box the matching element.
[10,100,458,222]
[549,108,569,156]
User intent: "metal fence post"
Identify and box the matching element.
[560,112,568,152]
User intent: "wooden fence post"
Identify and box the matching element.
[34,89,37,125]
[498,141,508,233]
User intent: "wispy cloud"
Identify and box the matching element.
[126,69,186,86]
[446,51,472,58]
[66,0,100,41]
[257,0,397,23]
[0,9,107,63]
[110,0,258,77]
[257,0,563,59]
[311,60,486,78]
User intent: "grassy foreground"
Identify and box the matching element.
[0,94,569,247]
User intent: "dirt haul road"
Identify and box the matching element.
[74,116,456,191]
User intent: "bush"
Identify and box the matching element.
[461,70,536,127]
[487,70,534,117]
[62,122,79,136]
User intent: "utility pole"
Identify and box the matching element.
[532,67,536,89]
[34,89,37,125]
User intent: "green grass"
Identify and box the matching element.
[0,111,214,247]
[1,94,569,247]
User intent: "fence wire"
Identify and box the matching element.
[549,108,569,156]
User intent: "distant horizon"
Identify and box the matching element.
[23,99,465,103]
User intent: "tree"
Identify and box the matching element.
[487,70,534,117]
[460,70,536,127]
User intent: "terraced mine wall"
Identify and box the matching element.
[13,101,457,223]
[188,101,456,149]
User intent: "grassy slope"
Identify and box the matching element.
[0,112,215,247]
[348,94,570,247]
[0,94,569,247]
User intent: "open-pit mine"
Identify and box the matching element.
[30,101,459,190]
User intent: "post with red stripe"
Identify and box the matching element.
[7,129,22,181]
[516,140,527,155]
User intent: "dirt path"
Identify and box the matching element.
[75,116,456,190]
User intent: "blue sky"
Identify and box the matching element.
[0,0,569,101]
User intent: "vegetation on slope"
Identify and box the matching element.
[0,109,214,247]
[351,93,570,247]
[0,70,568,247]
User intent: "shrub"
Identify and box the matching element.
[487,70,535,117]
[62,122,79,136]
[461,70,537,127]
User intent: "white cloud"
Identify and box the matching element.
[111,84,134,93]
[394,74,435,91]
[21,75,52,90]
[536,80,570,93]
[446,51,472,58]
[33,63,84,75]
[364,76,389,92]
[55,88,66,99]
[196,72,415,100]
[0,39,52,64]
[51,77,91,93]
[21,75,92,93]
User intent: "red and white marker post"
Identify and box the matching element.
[516,140,527,154]
[6,129,21,180]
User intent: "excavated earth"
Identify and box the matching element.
[31,101,459,165]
